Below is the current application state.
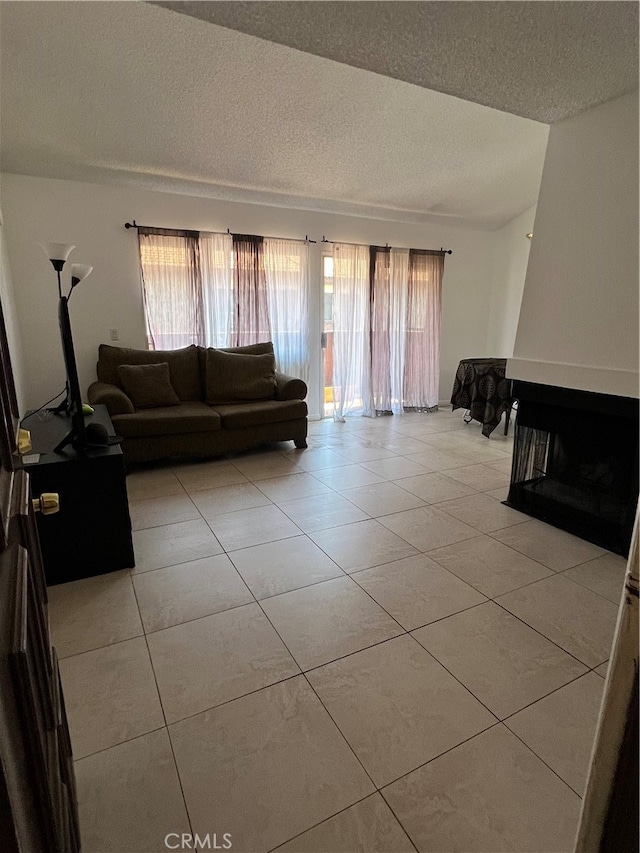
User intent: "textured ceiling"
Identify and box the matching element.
[3,1,625,228]
[153,1,639,124]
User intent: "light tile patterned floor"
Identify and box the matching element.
[47,410,626,853]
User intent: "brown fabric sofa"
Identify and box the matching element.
[87,342,308,464]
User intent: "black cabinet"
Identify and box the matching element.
[23,405,135,585]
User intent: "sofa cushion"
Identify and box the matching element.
[196,340,272,371]
[117,362,180,410]
[211,399,307,430]
[197,342,274,395]
[205,349,277,404]
[218,342,274,356]
[97,344,201,401]
[112,402,221,438]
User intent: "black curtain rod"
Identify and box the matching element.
[124,222,449,252]
[124,221,316,244]
[321,236,452,254]
[224,228,316,244]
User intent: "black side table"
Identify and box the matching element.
[22,404,135,585]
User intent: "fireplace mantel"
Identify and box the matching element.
[506,359,638,401]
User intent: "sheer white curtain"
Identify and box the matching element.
[138,230,204,349]
[263,238,310,381]
[139,230,311,381]
[371,248,409,414]
[390,249,410,412]
[200,232,233,348]
[331,243,373,420]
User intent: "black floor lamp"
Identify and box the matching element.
[40,242,93,448]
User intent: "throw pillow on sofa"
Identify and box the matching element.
[117,362,180,409]
[205,348,277,404]
[98,343,201,400]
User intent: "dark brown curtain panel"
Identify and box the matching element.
[403,249,444,410]
[138,228,205,350]
[232,234,271,346]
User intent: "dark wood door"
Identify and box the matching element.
[0,298,80,852]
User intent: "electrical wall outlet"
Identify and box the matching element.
[109,328,119,341]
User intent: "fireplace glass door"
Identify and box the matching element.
[506,384,639,556]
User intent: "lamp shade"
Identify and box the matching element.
[40,242,75,263]
[70,264,93,287]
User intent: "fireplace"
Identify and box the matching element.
[505,381,639,556]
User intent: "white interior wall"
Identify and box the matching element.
[1,173,502,417]
[486,205,536,357]
[0,210,27,412]
[509,90,639,397]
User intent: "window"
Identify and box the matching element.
[138,230,310,381]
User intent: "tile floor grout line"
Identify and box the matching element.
[466,526,582,572]
[130,549,228,577]
[483,523,610,568]
[500,669,602,726]
[138,592,261,637]
[377,718,503,794]
[66,559,197,837]
[420,547,558,601]
[131,513,203,533]
[290,629,407,678]
[326,484,430,517]
[486,565,613,602]
[128,565,604,739]
[249,595,387,794]
[297,523,419,576]
[227,557,349,602]
[556,565,625,606]
[56,630,146,662]
[565,549,627,570]
[129,576,198,842]
[72,723,168,764]
[300,668,380,791]
[471,566,563,600]
[345,568,488,634]
[265,792,403,853]
[248,472,334,503]
[490,596,606,670]
[412,530,482,552]
[404,631,502,723]
[397,598,490,634]
[268,495,372,531]
[196,499,306,550]
[60,548,560,664]
[156,672,306,730]
[135,548,310,731]
[231,591,505,741]
[503,722,587,800]
[373,797,421,853]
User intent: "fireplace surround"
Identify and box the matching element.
[505,381,639,556]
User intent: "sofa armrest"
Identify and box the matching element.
[275,371,307,402]
[87,381,135,416]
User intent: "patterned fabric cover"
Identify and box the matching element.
[450,357,513,437]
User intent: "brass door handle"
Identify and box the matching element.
[18,428,32,454]
[32,493,60,515]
